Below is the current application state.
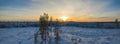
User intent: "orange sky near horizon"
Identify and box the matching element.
[0,13,118,22]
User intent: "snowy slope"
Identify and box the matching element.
[60,27,120,44]
[0,27,120,44]
[0,27,38,44]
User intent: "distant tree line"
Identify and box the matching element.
[0,18,119,29]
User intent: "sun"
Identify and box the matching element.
[60,16,68,21]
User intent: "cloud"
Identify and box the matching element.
[0,0,119,21]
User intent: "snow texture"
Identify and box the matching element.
[0,27,120,44]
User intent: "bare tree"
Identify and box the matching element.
[115,18,119,28]
[54,19,60,44]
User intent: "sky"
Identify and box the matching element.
[0,0,120,22]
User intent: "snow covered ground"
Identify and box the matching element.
[0,27,120,44]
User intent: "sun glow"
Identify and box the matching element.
[60,16,68,21]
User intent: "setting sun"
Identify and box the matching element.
[60,16,68,21]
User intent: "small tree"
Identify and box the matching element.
[40,13,49,44]
[115,18,119,28]
[34,13,61,44]
[115,18,118,23]
[34,13,50,44]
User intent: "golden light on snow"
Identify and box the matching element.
[60,16,68,21]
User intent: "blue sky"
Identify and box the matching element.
[0,0,120,22]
